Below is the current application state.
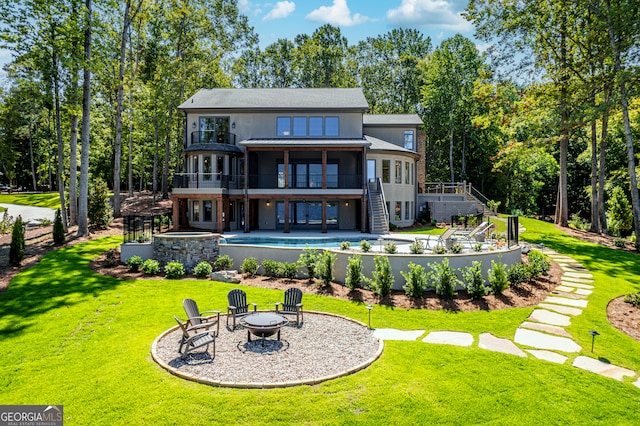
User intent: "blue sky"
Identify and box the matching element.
[242,0,478,48]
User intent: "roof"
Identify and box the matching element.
[239,138,371,148]
[179,88,370,111]
[364,135,420,157]
[184,143,243,154]
[363,114,424,126]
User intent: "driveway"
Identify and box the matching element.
[0,203,56,225]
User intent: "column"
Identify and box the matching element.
[321,199,327,233]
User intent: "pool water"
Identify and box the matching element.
[220,236,406,248]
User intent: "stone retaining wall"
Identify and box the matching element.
[153,233,220,272]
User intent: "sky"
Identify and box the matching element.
[241,0,477,48]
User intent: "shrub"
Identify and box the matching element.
[527,250,551,279]
[507,263,531,287]
[193,261,213,278]
[340,241,351,250]
[384,242,397,254]
[370,255,393,298]
[241,257,258,277]
[0,211,14,234]
[360,240,371,252]
[104,248,119,267]
[449,242,464,254]
[409,239,424,254]
[432,246,446,254]
[568,213,590,231]
[53,208,65,244]
[9,216,25,266]
[389,222,398,231]
[262,259,280,278]
[462,261,487,300]
[428,258,459,300]
[488,260,509,294]
[624,292,640,308]
[87,177,113,229]
[607,186,633,237]
[317,250,337,285]
[345,254,364,290]
[613,237,626,248]
[281,262,298,280]
[164,261,185,279]
[298,246,319,279]
[214,254,233,271]
[141,259,160,275]
[401,262,428,298]
[126,255,143,271]
[473,243,483,252]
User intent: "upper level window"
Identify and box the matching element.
[325,117,339,136]
[382,160,390,183]
[309,117,323,136]
[404,130,415,150]
[293,117,307,136]
[395,160,402,184]
[277,117,291,136]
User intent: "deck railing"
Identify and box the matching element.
[190,131,236,145]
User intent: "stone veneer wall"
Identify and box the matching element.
[153,234,220,272]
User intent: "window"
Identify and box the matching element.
[411,163,414,184]
[192,201,200,221]
[395,202,401,221]
[395,160,402,184]
[309,117,323,136]
[405,162,410,184]
[229,201,235,222]
[382,160,390,183]
[404,130,414,150]
[277,117,291,136]
[326,164,338,188]
[325,117,339,136]
[192,156,198,173]
[204,201,212,222]
[203,155,212,181]
[405,201,410,220]
[199,116,230,144]
[293,117,307,136]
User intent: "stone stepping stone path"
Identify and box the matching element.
[374,249,640,388]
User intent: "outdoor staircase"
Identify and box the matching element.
[368,179,389,234]
[466,185,495,217]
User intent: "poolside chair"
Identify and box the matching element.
[174,315,216,360]
[183,298,220,337]
[456,222,493,244]
[435,227,457,249]
[226,289,257,330]
[275,287,304,326]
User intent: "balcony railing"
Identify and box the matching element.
[172,173,243,189]
[247,174,362,189]
[190,131,236,145]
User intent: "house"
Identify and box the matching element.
[172,88,425,234]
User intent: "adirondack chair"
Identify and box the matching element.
[226,289,257,330]
[275,287,304,326]
[183,298,220,337]
[174,315,216,360]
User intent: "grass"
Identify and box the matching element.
[0,192,62,209]
[1,221,640,424]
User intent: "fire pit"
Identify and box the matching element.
[240,312,289,346]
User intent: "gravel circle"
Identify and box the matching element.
[152,311,383,388]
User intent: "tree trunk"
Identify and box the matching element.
[52,25,69,232]
[162,109,172,199]
[77,0,92,237]
[598,107,609,234]
[28,116,37,192]
[153,118,159,202]
[589,118,599,233]
[555,20,569,227]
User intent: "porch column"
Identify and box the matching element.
[361,196,367,233]
[284,198,290,233]
[172,197,180,230]
[321,199,327,233]
[284,149,289,189]
[322,149,327,189]
[216,198,224,233]
[223,198,230,232]
[244,194,250,233]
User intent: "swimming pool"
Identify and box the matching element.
[220,236,408,248]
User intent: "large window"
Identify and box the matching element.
[192,201,200,221]
[277,117,291,136]
[382,160,390,183]
[278,162,338,188]
[395,202,401,221]
[404,130,414,150]
[199,116,230,144]
[405,162,410,184]
[276,116,340,137]
[325,117,339,136]
[395,160,402,184]
[405,201,410,220]
[293,117,307,136]
[309,117,323,136]
[204,201,212,222]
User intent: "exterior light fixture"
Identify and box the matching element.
[232,122,236,129]
[366,305,373,329]
[266,201,270,207]
[192,122,197,129]
[589,330,599,352]
[345,201,349,207]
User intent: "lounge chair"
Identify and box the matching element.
[436,227,457,249]
[183,298,220,337]
[275,288,304,326]
[226,289,257,330]
[455,222,493,243]
[174,315,216,360]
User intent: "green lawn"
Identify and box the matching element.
[1,220,639,424]
[0,192,62,209]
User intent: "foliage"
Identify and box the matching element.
[281,262,298,280]
[298,246,319,278]
[340,241,351,250]
[473,243,483,252]
[360,240,371,253]
[240,257,259,278]
[526,250,551,279]
[449,242,464,254]
[53,208,65,244]
[104,249,119,268]
[461,261,487,299]
[317,251,337,285]
[432,246,446,254]
[488,260,509,294]
[262,259,280,278]
[141,259,160,275]
[214,254,233,271]
[401,262,428,298]
[345,254,364,290]
[613,238,626,248]
[193,262,213,278]
[88,178,113,229]
[9,216,25,266]
[384,242,397,254]
[126,255,143,272]
[389,222,398,231]
[370,255,394,298]
[409,239,424,254]
[568,214,590,231]
[428,258,459,300]
[624,293,640,308]
[607,186,633,237]
[164,261,185,279]
[0,211,14,234]
[507,263,532,288]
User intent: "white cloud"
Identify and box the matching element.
[238,0,252,12]
[306,0,370,27]
[263,1,296,21]
[387,0,473,32]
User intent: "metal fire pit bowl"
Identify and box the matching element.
[240,312,289,346]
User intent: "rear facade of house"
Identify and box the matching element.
[172,88,424,234]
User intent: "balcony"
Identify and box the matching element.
[190,131,236,146]
[247,174,362,189]
[172,173,243,189]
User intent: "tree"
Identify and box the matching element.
[9,216,25,266]
[53,208,65,244]
[77,0,92,237]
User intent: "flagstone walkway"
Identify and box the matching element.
[372,249,640,389]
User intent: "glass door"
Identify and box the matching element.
[367,159,376,182]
